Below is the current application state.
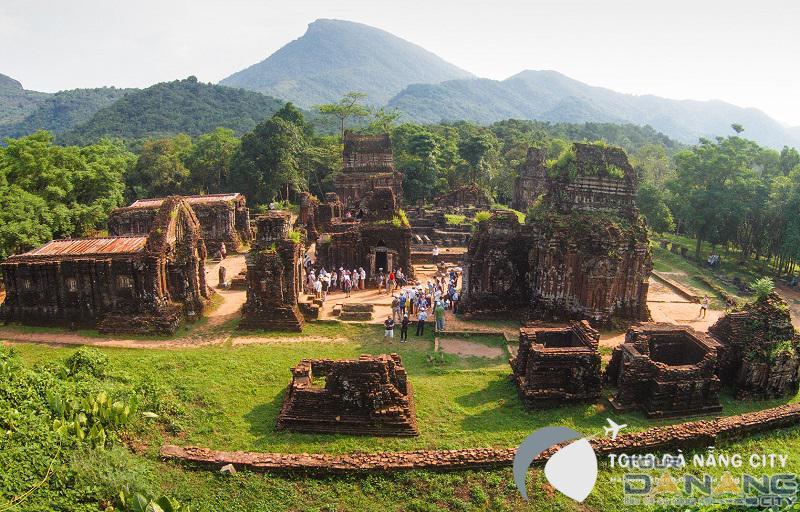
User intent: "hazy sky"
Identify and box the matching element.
[3,0,799,125]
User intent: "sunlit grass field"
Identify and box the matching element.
[7,318,800,511]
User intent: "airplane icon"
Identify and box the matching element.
[603,418,627,440]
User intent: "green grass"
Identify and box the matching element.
[5,324,800,511]
[651,243,747,310]
[444,213,467,225]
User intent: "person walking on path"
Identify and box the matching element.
[699,295,710,318]
[344,274,352,298]
[416,309,428,336]
[400,314,409,342]
[391,295,401,322]
[434,301,446,332]
[384,316,395,341]
[218,265,226,288]
[359,267,366,290]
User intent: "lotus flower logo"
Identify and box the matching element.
[513,426,598,502]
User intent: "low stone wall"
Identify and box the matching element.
[161,402,800,474]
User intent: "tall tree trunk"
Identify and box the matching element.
[694,236,703,260]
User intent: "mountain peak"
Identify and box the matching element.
[0,73,24,91]
[219,19,474,107]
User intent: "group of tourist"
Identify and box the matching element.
[383,269,461,342]
[305,266,368,300]
[376,268,408,293]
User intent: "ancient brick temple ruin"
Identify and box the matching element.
[276,354,418,436]
[403,185,492,248]
[513,147,547,212]
[314,188,413,280]
[605,323,723,418]
[709,293,800,399]
[296,191,343,242]
[109,193,252,254]
[0,197,212,334]
[334,131,403,208]
[462,142,652,325]
[433,184,492,209]
[510,321,602,408]
[239,210,304,331]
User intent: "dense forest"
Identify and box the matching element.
[59,78,288,145]
[2,93,799,277]
[0,87,133,139]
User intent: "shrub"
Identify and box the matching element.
[287,229,302,243]
[751,277,775,300]
[70,445,155,505]
[65,347,109,378]
[474,211,492,223]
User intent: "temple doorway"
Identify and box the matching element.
[368,246,397,277]
[375,251,388,272]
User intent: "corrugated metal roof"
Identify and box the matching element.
[130,193,241,208]
[21,236,148,257]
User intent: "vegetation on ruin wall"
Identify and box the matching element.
[4,325,800,511]
[526,200,647,256]
[545,142,626,181]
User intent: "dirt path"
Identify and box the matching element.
[0,255,251,350]
[438,338,505,358]
[776,284,800,329]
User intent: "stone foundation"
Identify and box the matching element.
[276,354,418,436]
[606,323,722,418]
[510,321,602,407]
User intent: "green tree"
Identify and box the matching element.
[317,92,369,139]
[126,134,193,200]
[0,131,132,257]
[457,132,496,185]
[668,135,762,259]
[231,115,307,203]
[637,183,675,234]
[184,128,240,194]
[367,107,402,134]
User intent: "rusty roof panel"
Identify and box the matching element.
[130,193,241,209]
[20,236,148,258]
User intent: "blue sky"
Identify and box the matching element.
[2,0,798,125]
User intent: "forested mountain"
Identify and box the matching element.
[0,87,133,139]
[0,73,49,125]
[60,77,286,144]
[219,19,474,107]
[388,70,800,148]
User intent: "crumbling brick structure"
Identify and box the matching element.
[709,293,800,399]
[239,211,304,331]
[109,193,252,254]
[513,147,547,212]
[276,354,418,436]
[433,184,492,209]
[462,142,652,325]
[315,188,413,281]
[510,321,602,408]
[1,197,211,334]
[297,192,344,242]
[605,323,723,418]
[335,132,403,207]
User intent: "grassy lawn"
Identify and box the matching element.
[6,322,800,511]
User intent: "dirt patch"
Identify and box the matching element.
[438,338,505,358]
[231,335,349,346]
